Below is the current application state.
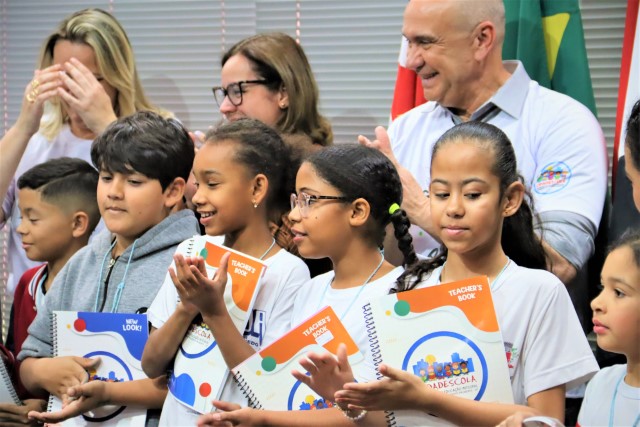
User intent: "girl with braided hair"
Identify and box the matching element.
[197,143,417,426]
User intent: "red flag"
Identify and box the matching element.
[613,0,639,184]
[390,37,426,121]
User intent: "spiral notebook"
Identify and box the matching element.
[232,305,365,411]
[365,276,513,426]
[167,235,267,414]
[0,357,21,405]
[49,311,149,426]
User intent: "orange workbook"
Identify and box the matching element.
[365,276,513,426]
[232,306,363,411]
[167,235,267,414]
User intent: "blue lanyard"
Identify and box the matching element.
[93,239,138,312]
[609,373,640,427]
[439,258,511,287]
[316,254,385,320]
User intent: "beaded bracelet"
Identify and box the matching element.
[334,403,368,422]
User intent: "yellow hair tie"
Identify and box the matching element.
[389,203,401,215]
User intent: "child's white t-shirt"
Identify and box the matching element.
[417,262,598,405]
[577,364,640,427]
[147,236,310,426]
[290,266,404,383]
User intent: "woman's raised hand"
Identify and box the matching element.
[58,58,117,133]
[16,65,62,136]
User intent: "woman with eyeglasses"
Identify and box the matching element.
[213,32,334,276]
[213,32,332,150]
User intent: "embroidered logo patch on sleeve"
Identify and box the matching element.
[534,162,572,194]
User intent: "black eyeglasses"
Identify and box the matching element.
[290,193,350,218]
[212,80,271,107]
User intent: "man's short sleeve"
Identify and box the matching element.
[528,97,607,231]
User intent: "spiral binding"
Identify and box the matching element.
[0,358,21,405]
[231,371,263,410]
[362,303,383,380]
[52,311,59,357]
[187,237,195,257]
[47,311,60,412]
[46,394,57,412]
[362,302,397,427]
[384,409,398,426]
[175,238,197,306]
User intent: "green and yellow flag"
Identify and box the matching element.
[502,0,597,116]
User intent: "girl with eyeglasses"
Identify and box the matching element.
[213,33,334,277]
[196,144,417,426]
[141,118,310,427]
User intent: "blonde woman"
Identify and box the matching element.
[0,8,168,294]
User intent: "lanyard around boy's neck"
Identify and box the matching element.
[93,238,138,313]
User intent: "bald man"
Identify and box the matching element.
[364,0,607,287]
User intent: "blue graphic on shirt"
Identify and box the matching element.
[244,309,266,350]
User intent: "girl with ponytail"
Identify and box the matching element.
[331,122,598,426]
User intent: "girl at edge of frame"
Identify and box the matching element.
[141,118,311,426]
[498,230,640,427]
[197,143,419,426]
[576,228,640,427]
